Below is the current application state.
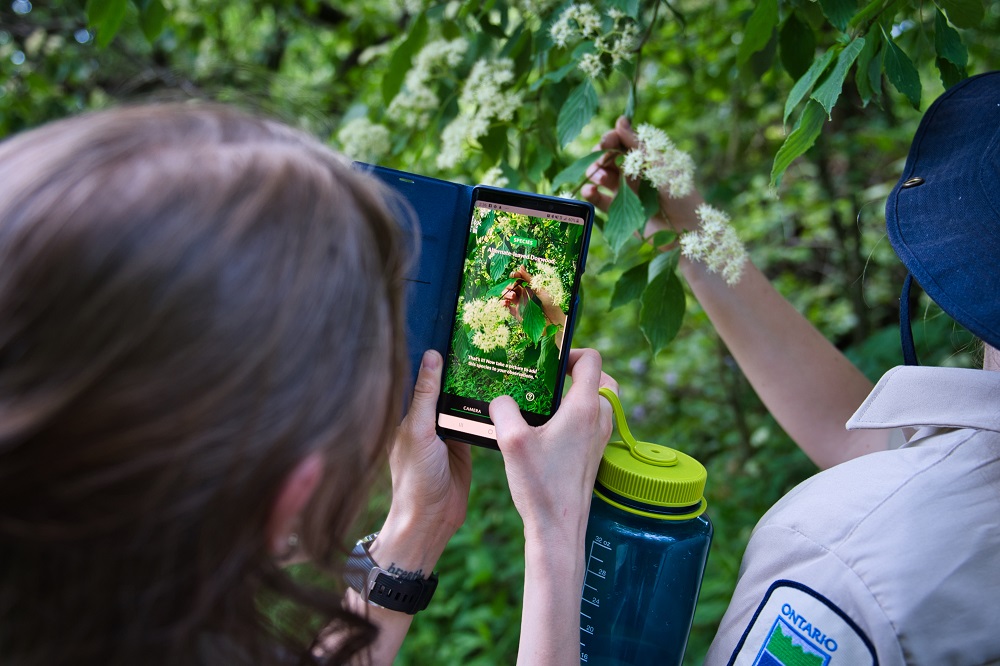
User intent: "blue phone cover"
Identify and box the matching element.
[355,163,472,388]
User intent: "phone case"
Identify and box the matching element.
[354,163,472,389]
[354,163,595,394]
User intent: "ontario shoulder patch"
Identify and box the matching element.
[728,580,877,666]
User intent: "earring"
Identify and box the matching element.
[277,532,300,563]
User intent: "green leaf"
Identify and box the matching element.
[818,0,857,31]
[529,62,577,92]
[537,334,558,377]
[527,146,554,184]
[650,230,678,248]
[455,325,471,363]
[137,0,166,42]
[881,29,921,109]
[638,180,661,219]
[784,48,837,125]
[478,208,496,236]
[866,36,885,99]
[557,80,599,148]
[486,278,518,299]
[477,12,508,39]
[935,0,984,29]
[750,30,777,79]
[480,124,508,162]
[771,100,827,188]
[609,260,650,310]
[737,0,779,65]
[87,0,128,47]
[855,29,882,106]
[87,0,124,25]
[649,248,680,280]
[550,150,604,193]
[522,298,547,344]
[640,269,685,356]
[811,37,865,118]
[936,57,966,90]
[490,249,511,283]
[382,13,429,107]
[849,0,889,28]
[779,13,816,81]
[604,185,646,255]
[934,9,968,68]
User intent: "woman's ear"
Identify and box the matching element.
[266,452,324,556]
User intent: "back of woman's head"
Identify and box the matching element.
[0,104,409,664]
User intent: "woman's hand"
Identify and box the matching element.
[501,265,568,350]
[490,348,615,543]
[378,350,472,562]
[582,116,706,238]
[490,348,617,666]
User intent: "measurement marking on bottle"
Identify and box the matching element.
[581,537,610,649]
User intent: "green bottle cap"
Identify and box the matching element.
[596,388,708,520]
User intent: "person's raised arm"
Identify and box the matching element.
[490,348,616,666]
[582,117,888,470]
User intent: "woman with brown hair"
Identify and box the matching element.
[0,105,615,665]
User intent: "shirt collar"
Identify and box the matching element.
[847,365,1000,434]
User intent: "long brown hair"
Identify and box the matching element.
[0,105,410,664]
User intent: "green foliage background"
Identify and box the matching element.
[2,0,998,663]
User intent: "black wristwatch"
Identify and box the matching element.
[344,532,438,615]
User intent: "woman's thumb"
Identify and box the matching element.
[408,350,442,418]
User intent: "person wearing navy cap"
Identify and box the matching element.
[585,71,1000,665]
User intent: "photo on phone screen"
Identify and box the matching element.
[436,187,593,448]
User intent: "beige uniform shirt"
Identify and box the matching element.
[706,366,1000,666]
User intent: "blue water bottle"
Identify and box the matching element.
[580,388,713,666]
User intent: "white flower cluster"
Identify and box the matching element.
[529,262,567,311]
[550,3,640,79]
[463,297,512,352]
[480,166,510,188]
[388,38,468,130]
[336,117,392,163]
[437,59,523,170]
[621,124,695,198]
[550,3,602,46]
[679,204,747,286]
[578,53,604,79]
[473,326,512,352]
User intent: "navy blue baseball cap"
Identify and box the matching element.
[885,71,1000,364]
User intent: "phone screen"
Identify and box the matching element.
[436,187,593,448]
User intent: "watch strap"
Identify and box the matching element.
[344,532,438,615]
